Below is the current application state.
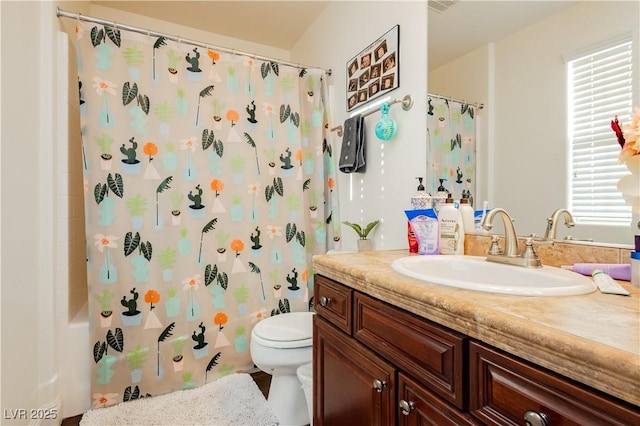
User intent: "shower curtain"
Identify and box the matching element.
[426,96,477,204]
[75,22,340,408]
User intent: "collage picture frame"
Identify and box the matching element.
[346,25,399,111]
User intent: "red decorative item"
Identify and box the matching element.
[611,115,625,149]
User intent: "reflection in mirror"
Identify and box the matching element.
[428,0,639,246]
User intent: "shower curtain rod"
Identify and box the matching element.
[428,93,484,109]
[56,7,332,76]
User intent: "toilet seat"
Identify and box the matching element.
[252,312,314,349]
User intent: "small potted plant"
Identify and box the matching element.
[342,220,380,252]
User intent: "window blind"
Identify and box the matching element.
[568,38,633,226]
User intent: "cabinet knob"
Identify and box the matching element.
[399,399,415,415]
[524,410,550,426]
[319,296,331,307]
[373,379,387,392]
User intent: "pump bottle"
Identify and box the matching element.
[459,192,474,236]
[438,194,465,255]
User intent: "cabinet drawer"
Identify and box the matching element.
[469,341,640,426]
[314,275,353,334]
[398,372,481,426]
[354,292,467,409]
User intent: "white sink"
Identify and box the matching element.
[391,255,597,296]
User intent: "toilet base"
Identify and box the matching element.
[267,372,310,426]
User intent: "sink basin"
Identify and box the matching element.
[391,255,597,296]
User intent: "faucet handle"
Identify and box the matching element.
[522,238,544,268]
[488,235,503,255]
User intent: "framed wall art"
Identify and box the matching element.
[346,25,399,111]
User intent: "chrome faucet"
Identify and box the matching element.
[544,208,575,240]
[481,208,543,268]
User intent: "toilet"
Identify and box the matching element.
[250,311,314,426]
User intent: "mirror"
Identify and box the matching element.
[428,0,638,246]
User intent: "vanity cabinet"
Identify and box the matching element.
[314,274,640,426]
[314,274,477,425]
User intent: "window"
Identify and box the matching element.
[568,36,633,226]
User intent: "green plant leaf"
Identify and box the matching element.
[248,261,260,274]
[153,37,167,49]
[107,173,124,198]
[363,220,380,238]
[124,232,141,256]
[260,62,270,79]
[206,352,222,372]
[285,223,297,243]
[202,218,217,234]
[202,129,214,150]
[158,322,175,343]
[244,132,256,148]
[104,26,121,47]
[273,177,284,196]
[93,341,106,363]
[122,82,138,106]
[303,179,311,191]
[279,104,291,123]
[270,62,279,76]
[141,241,152,261]
[342,221,363,237]
[139,94,150,115]
[204,264,218,286]
[94,183,107,204]
[214,140,224,157]
[156,176,173,194]
[217,272,228,290]
[299,68,308,78]
[199,85,215,98]
[265,185,274,202]
[90,27,103,47]
[290,112,300,127]
[278,298,290,313]
[296,230,306,246]
[107,328,124,353]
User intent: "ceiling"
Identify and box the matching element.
[93,0,580,69]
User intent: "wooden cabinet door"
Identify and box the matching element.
[397,372,481,426]
[314,316,396,426]
[470,341,640,426]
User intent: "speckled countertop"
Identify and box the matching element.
[312,249,640,407]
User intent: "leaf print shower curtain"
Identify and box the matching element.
[75,22,340,408]
[426,96,477,204]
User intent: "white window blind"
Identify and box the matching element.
[568,37,633,226]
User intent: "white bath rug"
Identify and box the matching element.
[80,373,278,425]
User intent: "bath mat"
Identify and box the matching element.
[80,373,278,425]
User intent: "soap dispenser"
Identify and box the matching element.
[459,191,474,235]
[411,177,432,210]
[432,178,449,214]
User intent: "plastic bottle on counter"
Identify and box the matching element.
[438,194,464,255]
[459,192,474,235]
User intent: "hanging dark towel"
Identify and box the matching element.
[339,115,366,173]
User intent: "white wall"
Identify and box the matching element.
[292,1,429,252]
[430,1,639,244]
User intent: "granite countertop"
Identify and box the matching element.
[312,249,640,407]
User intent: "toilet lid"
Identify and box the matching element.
[253,312,314,343]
